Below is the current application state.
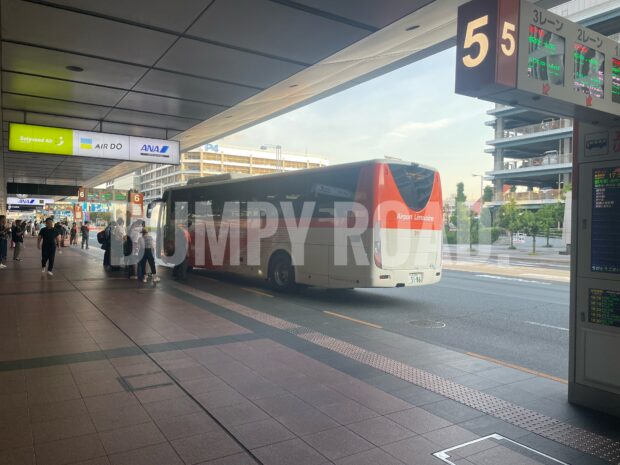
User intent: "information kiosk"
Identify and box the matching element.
[455,0,620,416]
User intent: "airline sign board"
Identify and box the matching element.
[7,197,53,206]
[9,124,180,165]
[455,0,620,124]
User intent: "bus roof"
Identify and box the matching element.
[164,158,437,196]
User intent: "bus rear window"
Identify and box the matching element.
[388,164,435,211]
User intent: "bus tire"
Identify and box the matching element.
[268,252,296,292]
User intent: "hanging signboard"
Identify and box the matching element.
[9,123,180,165]
[455,0,620,124]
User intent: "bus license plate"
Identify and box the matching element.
[410,273,423,284]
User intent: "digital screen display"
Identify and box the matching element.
[528,25,565,85]
[574,43,605,99]
[612,58,620,104]
[592,167,620,273]
[589,289,620,327]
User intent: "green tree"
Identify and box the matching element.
[456,182,467,204]
[538,204,558,248]
[455,201,471,247]
[483,186,493,203]
[521,210,543,254]
[498,199,522,249]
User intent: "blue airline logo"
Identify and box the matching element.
[141,144,169,154]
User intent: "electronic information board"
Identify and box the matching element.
[589,288,620,328]
[456,0,620,124]
[591,167,620,273]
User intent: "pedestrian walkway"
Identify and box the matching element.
[0,236,618,465]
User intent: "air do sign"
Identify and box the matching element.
[9,123,180,165]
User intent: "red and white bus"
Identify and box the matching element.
[152,159,443,291]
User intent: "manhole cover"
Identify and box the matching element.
[409,319,446,328]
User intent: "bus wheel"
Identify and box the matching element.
[269,253,296,292]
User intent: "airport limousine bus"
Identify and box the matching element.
[150,159,443,291]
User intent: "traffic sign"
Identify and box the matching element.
[455,0,620,123]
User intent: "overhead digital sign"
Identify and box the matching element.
[528,25,565,85]
[456,0,620,124]
[9,123,180,165]
[574,43,605,99]
[612,58,620,104]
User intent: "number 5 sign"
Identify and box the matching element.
[455,0,519,98]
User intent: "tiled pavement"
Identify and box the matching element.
[0,238,618,465]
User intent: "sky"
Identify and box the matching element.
[220,47,495,200]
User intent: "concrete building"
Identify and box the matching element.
[139,144,328,202]
[485,0,620,209]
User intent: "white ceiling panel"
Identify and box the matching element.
[290,0,433,29]
[2,43,147,89]
[1,0,176,66]
[44,0,214,33]
[134,69,257,107]
[3,94,110,120]
[157,38,305,89]
[187,0,369,63]
[2,72,126,107]
[117,92,223,120]
[105,108,201,132]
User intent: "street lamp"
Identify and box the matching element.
[260,144,283,172]
[472,173,484,203]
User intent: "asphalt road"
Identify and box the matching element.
[192,269,571,380]
[296,270,570,379]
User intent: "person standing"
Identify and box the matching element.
[0,215,9,269]
[102,220,116,270]
[38,218,60,276]
[138,228,159,283]
[12,220,24,261]
[70,222,78,246]
[172,221,192,281]
[80,222,90,249]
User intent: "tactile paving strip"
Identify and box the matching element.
[174,284,620,464]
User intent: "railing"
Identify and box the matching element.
[500,118,572,139]
[502,189,563,202]
[502,153,572,170]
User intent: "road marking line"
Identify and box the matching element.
[242,287,273,298]
[466,352,568,384]
[475,274,551,285]
[323,311,383,329]
[520,273,570,282]
[525,321,569,331]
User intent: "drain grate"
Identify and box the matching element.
[173,283,620,464]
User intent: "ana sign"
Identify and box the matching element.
[7,197,53,206]
[9,124,180,165]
